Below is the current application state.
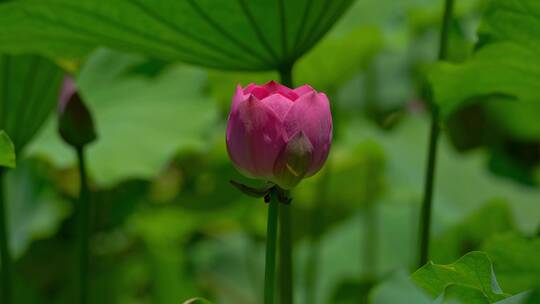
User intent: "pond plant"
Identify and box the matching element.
[0,0,538,303]
[226,81,332,303]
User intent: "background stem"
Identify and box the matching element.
[0,169,12,304]
[76,147,90,304]
[418,0,454,268]
[264,189,279,304]
[278,66,294,304]
[279,204,293,304]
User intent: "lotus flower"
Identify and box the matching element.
[226,81,332,189]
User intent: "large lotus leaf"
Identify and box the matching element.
[428,0,540,117]
[370,272,495,304]
[371,256,528,304]
[0,0,354,71]
[5,159,70,258]
[27,49,218,186]
[207,25,382,112]
[412,252,509,303]
[0,55,63,152]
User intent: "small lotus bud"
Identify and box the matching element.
[58,76,97,148]
[226,81,332,190]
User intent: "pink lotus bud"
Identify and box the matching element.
[58,76,97,148]
[226,81,332,189]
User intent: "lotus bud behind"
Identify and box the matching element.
[58,76,97,148]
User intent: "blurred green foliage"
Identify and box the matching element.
[0,0,538,303]
[28,49,218,186]
[0,131,15,168]
[482,234,540,294]
[429,0,540,117]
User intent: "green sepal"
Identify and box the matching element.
[229,180,273,198]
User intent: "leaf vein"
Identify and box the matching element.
[125,0,264,67]
[236,0,280,64]
[292,0,313,59]
[186,0,274,67]
[36,2,234,66]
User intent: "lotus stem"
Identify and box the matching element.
[76,147,90,304]
[0,169,12,304]
[418,0,454,268]
[264,188,279,304]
